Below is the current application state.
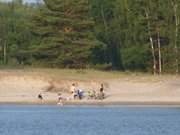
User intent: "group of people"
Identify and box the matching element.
[70,83,105,100]
[38,83,106,105]
[87,84,105,100]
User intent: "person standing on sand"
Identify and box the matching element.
[57,93,63,106]
[98,84,105,100]
[100,84,104,92]
[70,83,77,99]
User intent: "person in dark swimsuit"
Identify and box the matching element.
[98,84,105,100]
[38,93,43,100]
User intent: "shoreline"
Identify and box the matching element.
[1,101,180,107]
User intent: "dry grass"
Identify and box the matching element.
[0,68,179,82]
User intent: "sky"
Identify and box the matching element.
[0,0,43,3]
[24,0,43,3]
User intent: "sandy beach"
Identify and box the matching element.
[1,69,180,106]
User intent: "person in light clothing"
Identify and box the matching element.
[70,83,77,99]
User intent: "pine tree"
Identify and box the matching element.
[32,0,99,68]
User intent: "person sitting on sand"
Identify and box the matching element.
[88,90,96,99]
[77,89,84,100]
[38,93,43,100]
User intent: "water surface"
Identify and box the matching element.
[0,105,180,135]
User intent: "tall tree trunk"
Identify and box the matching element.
[101,5,108,34]
[157,31,162,74]
[124,0,129,11]
[101,5,111,65]
[3,40,7,65]
[0,39,2,64]
[171,0,179,74]
[145,11,157,75]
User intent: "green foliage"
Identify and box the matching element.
[0,1,36,65]
[122,45,151,71]
[0,0,180,73]
[32,0,101,68]
[90,0,124,70]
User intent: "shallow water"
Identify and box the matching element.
[0,105,180,135]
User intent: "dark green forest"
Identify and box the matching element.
[0,0,180,74]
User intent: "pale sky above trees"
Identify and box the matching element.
[0,0,42,3]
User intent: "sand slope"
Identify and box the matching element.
[0,70,180,105]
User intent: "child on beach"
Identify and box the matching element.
[77,89,84,100]
[38,93,43,100]
[57,93,63,106]
[88,90,96,99]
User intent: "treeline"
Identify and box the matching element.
[0,0,180,74]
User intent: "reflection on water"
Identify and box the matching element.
[0,105,180,135]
